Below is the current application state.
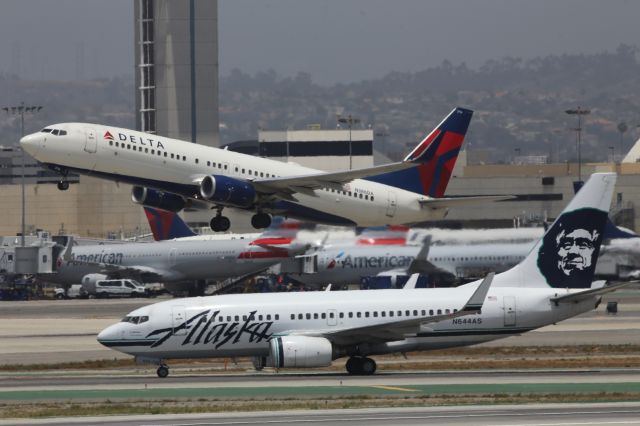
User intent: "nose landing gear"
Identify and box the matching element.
[156,364,169,378]
[57,180,69,191]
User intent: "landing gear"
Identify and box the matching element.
[210,214,230,232]
[345,357,377,375]
[156,364,169,378]
[57,180,69,191]
[251,212,271,229]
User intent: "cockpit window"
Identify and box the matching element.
[120,315,149,324]
[40,128,67,136]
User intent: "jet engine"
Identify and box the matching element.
[268,336,333,368]
[199,175,257,208]
[131,186,186,212]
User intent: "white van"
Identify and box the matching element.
[94,279,147,298]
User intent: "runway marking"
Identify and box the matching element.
[369,385,418,392]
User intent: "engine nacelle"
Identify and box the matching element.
[199,175,257,208]
[268,336,333,368]
[131,186,186,212]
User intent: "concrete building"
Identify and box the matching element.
[444,159,638,231]
[134,0,219,147]
[258,128,374,171]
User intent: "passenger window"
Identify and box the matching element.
[298,314,303,320]
[171,153,174,159]
[437,309,442,315]
[389,311,394,317]
[413,310,418,316]
[356,312,361,318]
[267,314,272,320]
[339,312,344,318]
[145,148,149,153]
[313,313,318,319]
[275,314,279,320]
[321,313,326,319]
[381,311,386,317]
[429,309,434,315]
[365,312,370,318]
[290,314,294,320]
[405,310,410,316]
[373,312,378,317]
[242,315,247,321]
[151,149,155,154]
[195,158,199,164]
[348,312,353,318]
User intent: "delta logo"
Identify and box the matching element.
[103,131,114,140]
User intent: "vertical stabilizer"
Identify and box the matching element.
[496,173,616,289]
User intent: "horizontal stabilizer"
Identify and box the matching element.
[419,195,514,209]
[551,280,636,304]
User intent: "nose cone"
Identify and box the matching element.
[97,323,121,348]
[20,133,41,156]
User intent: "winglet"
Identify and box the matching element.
[403,273,420,289]
[462,272,494,312]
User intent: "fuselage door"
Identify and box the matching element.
[172,306,187,336]
[503,296,517,327]
[327,309,337,326]
[168,248,177,267]
[84,128,97,153]
[386,191,397,217]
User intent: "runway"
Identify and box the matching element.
[1,291,639,423]
[4,403,640,425]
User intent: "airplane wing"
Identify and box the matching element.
[287,273,493,345]
[251,162,414,195]
[550,280,636,304]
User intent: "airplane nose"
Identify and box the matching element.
[97,324,120,347]
[19,133,40,156]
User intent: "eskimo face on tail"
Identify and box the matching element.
[537,208,608,288]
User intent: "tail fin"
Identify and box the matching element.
[144,207,196,241]
[497,173,616,289]
[365,107,472,197]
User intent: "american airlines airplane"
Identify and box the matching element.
[20,108,505,232]
[48,230,306,296]
[287,237,534,288]
[98,173,630,378]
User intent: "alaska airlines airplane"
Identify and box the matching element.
[21,108,504,231]
[98,173,630,378]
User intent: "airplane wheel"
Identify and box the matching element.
[157,365,169,378]
[210,216,231,232]
[251,213,271,229]
[361,357,377,375]
[345,357,362,375]
[57,181,69,191]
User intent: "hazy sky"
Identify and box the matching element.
[1,0,639,85]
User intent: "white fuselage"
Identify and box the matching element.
[290,241,535,287]
[49,238,290,285]
[21,124,443,226]
[97,279,597,361]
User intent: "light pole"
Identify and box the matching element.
[617,121,628,157]
[337,114,360,170]
[3,103,43,247]
[565,107,590,183]
[609,146,615,163]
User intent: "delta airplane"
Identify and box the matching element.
[98,173,631,378]
[20,108,506,232]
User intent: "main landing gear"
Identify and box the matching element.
[209,210,272,232]
[251,212,271,229]
[210,211,231,232]
[57,180,69,191]
[345,357,377,375]
[156,363,169,378]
